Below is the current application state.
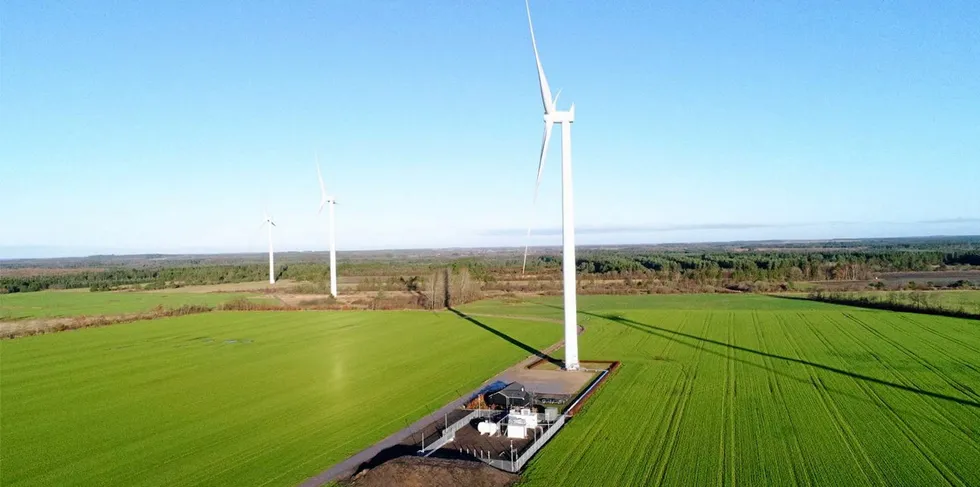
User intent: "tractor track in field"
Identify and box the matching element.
[883,313,980,375]
[780,313,886,486]
[753,312,812,487]
[824,314,980,448]
[296,311,584,487]
[720,312,736,487]
[802,314,967,486]
[892,313,980,357]
[840,312,980,403]
[652,314,711,486]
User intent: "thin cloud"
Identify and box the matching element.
[483,218,980,237]
[915,217,980,225]
[483,222,796,237]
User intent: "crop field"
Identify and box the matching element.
[852,290,980,312]
[458,295,980,486]
[0,290,275,319]
[0,310,560,486]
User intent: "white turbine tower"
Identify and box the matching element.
[316,155,338,298]
[263,212,277,285]
[523,0,579,371]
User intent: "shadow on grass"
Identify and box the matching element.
[581,310,980,409]
[448,307,563,368]
[772,294,980,321]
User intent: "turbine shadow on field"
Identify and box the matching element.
[585,311,980,409]
[448,307,562,368]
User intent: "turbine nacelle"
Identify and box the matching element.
[545,108,575,124]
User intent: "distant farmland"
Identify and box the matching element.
[0,310,560,486]
[0,290,273,319]
[459,296,980,486]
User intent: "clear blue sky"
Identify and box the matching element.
[2,1,978,258]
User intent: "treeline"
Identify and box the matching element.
[562,250,980,283]
[0,261,486,294]
[2,263,327,293]
[3,247,979,294]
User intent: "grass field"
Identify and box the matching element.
[854,290,980,312]
[0,290,275,319]
[458,295,980,486]
[0,310,560,486]
[4,293,979,486]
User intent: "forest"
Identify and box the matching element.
[2,237,978,294]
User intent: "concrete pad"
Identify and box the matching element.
[508,368,595,395]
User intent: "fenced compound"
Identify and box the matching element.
[483,413,568,472]
[418,409,492,457]
[412,362,616,474]
[417,408,568,473]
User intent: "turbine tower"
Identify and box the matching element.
[524,0,579,371]
[263,212,277,285]
[316,155,338,298]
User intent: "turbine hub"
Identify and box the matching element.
[545,109,575,124]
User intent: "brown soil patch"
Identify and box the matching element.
[145,280,296,294]
[348,456,518,487]
[0,305,216,339]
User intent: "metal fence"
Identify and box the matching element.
[481,413,568,472]
[419,409,569,472]
[419,409,490,456]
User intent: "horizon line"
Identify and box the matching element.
[2,233,979,262]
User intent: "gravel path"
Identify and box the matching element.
[296,312,582,487]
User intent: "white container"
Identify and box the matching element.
[477,421,500,436]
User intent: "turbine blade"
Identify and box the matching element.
[525,0,554,113]
[533,120,554,203]
[318,200,327,214]
[316,155,328,200]
[522,119,554,275]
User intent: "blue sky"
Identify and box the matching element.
[2,1,978,258]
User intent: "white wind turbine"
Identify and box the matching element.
[316,155,338,298]
[263,212,277,285]
[521,0,580,371]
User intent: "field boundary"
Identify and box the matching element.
[0,299,290,339]
[778,293,980,321]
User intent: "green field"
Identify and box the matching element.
[852,290,980,312]
[4,293,979,486]
[0,310,560,486]
[461,295,980,486]
[0,290,273,319]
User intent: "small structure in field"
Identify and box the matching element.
[504,408,539,440]
[486,382,532,409]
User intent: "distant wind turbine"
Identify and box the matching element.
[316,154,338,298]
[522,0,580,371]
[263,212,277,285]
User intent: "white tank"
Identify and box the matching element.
[477,421,500,436]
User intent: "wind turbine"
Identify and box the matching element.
[263,212,277,285]
[316,154,338,298]
[522,0,579,371]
